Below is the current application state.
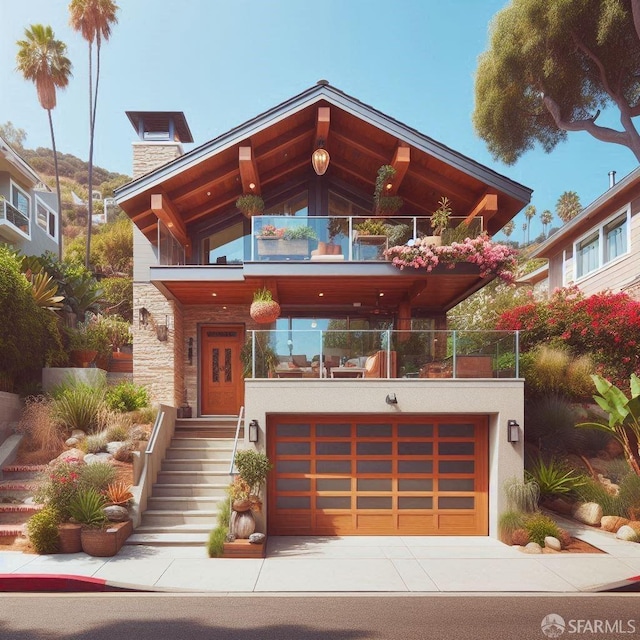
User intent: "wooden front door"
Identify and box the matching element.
[200,326,244,415]
[268,414,488,536]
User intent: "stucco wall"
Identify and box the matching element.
[0,392,22,443]
[244,378,525,538]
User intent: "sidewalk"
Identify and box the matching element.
[1,523,639,593]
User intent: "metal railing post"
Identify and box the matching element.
[251,331,256,378]
[515,330,520,379]
[452,331,457,378]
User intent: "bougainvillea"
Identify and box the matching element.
[384,234,518,283]
[496,287,640,385]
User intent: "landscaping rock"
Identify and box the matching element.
[616,525,639,541]
[71,430,86,440]
[601,516,629,532]
[544,536,562,551]
[130,426,149,441]
[522,542,543,554]
[84,452,113,464]
[52,448,85,464]
[605,439,624,459]
[572,502,603,526]
[106,441,124,455]
[545,497,574,515]
[597,474,620,496]
[628,521,640,534]
[104,506,129,522]
[65,437,80,447]
[249,532,266,544]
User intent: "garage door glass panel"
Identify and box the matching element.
[398,479,433,491]
[357,497,392,509]
[399,497,433,509]
[277,478,311,492]
[316,442,351,456]
[399,460,433,473]
[357,442,392,455]
[316,423,351,437]
[438,460,474,474]
[439,478,474,491]
[398,442,433,455]
[357,460,392,473]
[277,496,310,509]
[317,497,351,509]
[439,442,475,456]
[317,478,351,491]
[276,423,310,437]
[277,460,311,474]
[357,479,392,491]
[439,497,475,509]
[356,423,392,437]
[276,442,311,455]
[317,460,352,474]
[398,423,434,437]
[439,423,474,437]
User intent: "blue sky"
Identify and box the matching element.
[2,0,638,241]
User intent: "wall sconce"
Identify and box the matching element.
[385,393,398,405]
[139,307,150,328]
[311,139,330,176]
[248,419,259,443]
[187,337,194,365]
[156,324,168,341]
[507,419,520,443]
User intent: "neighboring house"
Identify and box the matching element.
[531,167,640,298]
[115,82,532,539]
[0,136,60,255]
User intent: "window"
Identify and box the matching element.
[35,196,57,239]
[573,208,629,280]
[10,181,30,217]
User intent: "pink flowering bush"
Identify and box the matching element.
[384,234,518,283]
[34,459,83,521]
[258,224,285,238]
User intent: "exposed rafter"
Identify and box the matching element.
[464,192,498,225]
[314,106,330,147]
[387,144,410,195]
[151,190,190,252]
[239,146,261,194]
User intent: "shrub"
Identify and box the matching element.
[79,461,117,492]
[113,441,136,463]
[234,450,272,497]
[16,396,65,464]
[526,457,586,499]
[106,381,149,413]
[104,481,133,506]
[81,434,108,454]
[511,528,530,546]
[105,423,129,442]
[576,478,627,517]
[524,513,561,546]
[619,473,640,517]
[504,477,540,512]
[34,460,83,521]
[51,379,107,432]
[524,394,581,452]
[26,506,61,554]
[499,510,527,544]
[207,525,227,558]
[130,406,157,425]
[68,488,107,527]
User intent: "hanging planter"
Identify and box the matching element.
[236,194,265,218]
[250,287,281,324]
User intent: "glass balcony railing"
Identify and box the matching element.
[0,200,30,238]
[243,329,519,379]
[158,220,185,265]
[250,215,483,262]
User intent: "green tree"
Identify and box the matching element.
[474,0,640,164]
[68,0,119,270]
[556,191,582,223]
[540,210,553,238]
[16,25,72,260]
[0,121,27,150]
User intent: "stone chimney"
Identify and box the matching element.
[126,111,193,179]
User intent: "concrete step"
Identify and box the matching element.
[165,447,233,460]
[1,465,47,481]
[170,437,236,449]
[0,523,26,538]
[148,496,225,510]
[0,481,39,501]
[140,510,219,526]
[174,429,241,439]
[152,483,229,497]
[0,504,43,514]
[125,532,209,546]
[156,471,230,485]
[161,459,231,473]
[133,523,213,535]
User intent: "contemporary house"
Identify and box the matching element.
[0,136,60,256]
[115,82,532,540]
[531,168,640,298]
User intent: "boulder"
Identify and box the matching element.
[545,497,574,515]
[616,525,639,541]
[106,441,124,455]
[104,505,129,522]
[572,502,603,526]
[84,452,113,465]
[605,438,624,458]
[249,532,266,544]
[628,521,640,534]
[544,536,562,551]
[601,515,629,532]
[522,542,543,554]
[52,448,85,465]
[71,430,86,440]
[65,437,80,447]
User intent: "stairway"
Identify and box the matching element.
[0,464,45,542]
[126,416,241,546]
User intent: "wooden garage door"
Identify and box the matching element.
[267,415,488,536]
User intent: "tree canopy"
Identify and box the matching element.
[474,0,640,163]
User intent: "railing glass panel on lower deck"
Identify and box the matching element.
[245,329,519,379]
[158,220,185,265]
[1,200,30,237]
[250,215,483,262]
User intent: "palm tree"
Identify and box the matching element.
[522,222,527,246]
[69,0,119,270]
[16,25,72,261]
[556,191,582,223]
[541,210,553,238]
[502,220,515,239]
[524,205,536,245]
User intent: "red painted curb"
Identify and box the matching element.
[0,574,108,592]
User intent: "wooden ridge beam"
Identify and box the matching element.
[314,107,330,147]
[239,146,261,194]
[387,144,410,195]
[465,192,498,224]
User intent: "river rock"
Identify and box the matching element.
[572,502,603,526]
[249,532,266,544]
[70,430,87,440]
[104,505,129,522]
[52,448,85,464]
[106,441,124,455]
[545,497,574,515]
[601,516,629,532]
[65,437,80,447]
[544,536,562,551]
[616,525,639,541]
[84,452,113,464]
[522,542,542,554]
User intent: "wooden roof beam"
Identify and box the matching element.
[387,144,410,195]
[464,192,498,225]
[151,190,190,253]
[408,280,429,304]
[314,106,330,147]
[239,146,261,194]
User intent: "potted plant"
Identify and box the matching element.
[427,196,453,247]
[250,287,281,324]
[354,219,388,237]
[67,318,107,367]
[373,165,403,216]
[236,194,265,218]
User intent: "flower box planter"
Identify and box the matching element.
[256,238,309,257]
[80,520,132,557]
[222,538,266,558]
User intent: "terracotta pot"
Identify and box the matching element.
[230,509,256,539]
[80,520,132,557]
[58,523,82,553]
[250,300,281,324]
[232,499,252,512]
[69,350,98,368]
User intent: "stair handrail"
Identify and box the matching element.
[229,406,245,476]
[145,409,165,455]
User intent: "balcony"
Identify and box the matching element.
[244,329,519,380]
[249,215,482,263]
[0,200,30,241]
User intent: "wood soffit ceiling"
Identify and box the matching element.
[121,96,530,243]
